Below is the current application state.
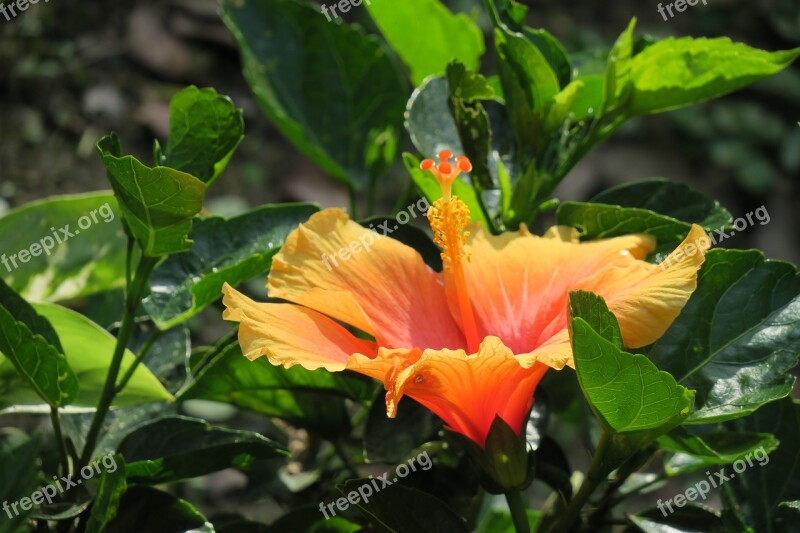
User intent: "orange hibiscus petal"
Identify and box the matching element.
[348,337,548,446]
[222,283,377,371]
[582,224,711,348]
[268,208,465,350]
[461,224,655,355]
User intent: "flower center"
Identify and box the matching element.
[421,151,480,353]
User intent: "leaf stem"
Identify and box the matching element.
[505,490,531,533]
[79,254,157,467]
[115,328,162,394]
[549,431,611,533]
[50,406,70,476]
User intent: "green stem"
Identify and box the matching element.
[549,432,611,533]
[79,255,156,467]
[505,490,531,533]
[50,407,69,476]
[115,328,162,394]
[348,187,359,220]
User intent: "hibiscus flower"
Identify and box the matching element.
[222,151,709,448]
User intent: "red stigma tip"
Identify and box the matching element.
[438,161,453,174]
[438,150,453,160]
[421,159,435,170]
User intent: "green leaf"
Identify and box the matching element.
[649,249,800,423]
[406,76,464,157]
[569,291,694,472]
[263,505,360,533]
[603,18,636,113]
[629,38,800,114]
[143,203,318,329]
[154,86,244,187]
[179,342,372,435]
[97,134,206,257]
[85,455,127,533]
[0,192,126,302]
[631,504,726,533]
[476,508,539,533]
[722,399,800,532]
[0,431,42,533]
[104,486,213,532]
[338,480,469,533]
[659,428,779,476]
[118,415,288,484]
[556,178,732,249]
[365,0,484,86]
[0,279,78,407]
[402,153,490,228]
[364,394,441,464]
[221,0,405,190]
[0,303,171,411]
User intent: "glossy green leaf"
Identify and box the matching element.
[104,486,213,533]
[722,399,800,532]
[603,18,636,113]
[338,480,469,533]
[97,134,206,257]
[0,192,126,302]
[556,178,732,249]
[154,86,244,187]
[365,0,484,86]
[0,431,42,533]
[179,342,372,435]
[0,279,78,407]
[406,76,464,157]
[118,415,288,484]
[143,203,318,329]
[221,0,405,190]
[629,38,800,114]
[0,303,171,411]
[85,455,127,533]
[659,428,779,476]
[649,249,800,423]
[631,504,726,533]
[569,291,694,434]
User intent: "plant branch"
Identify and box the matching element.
[50,406,70,476]
[79,253,156,467]
[115,327,162,394]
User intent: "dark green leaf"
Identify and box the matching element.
[406,77,464,158]
[180,342,371,436]
[97,134,206,257]
[262,505,360,533]
[338,480,469,533]
[365,0,484,86]
[649,249,800,423]
[0,279,78,407]
[143,203,318,329]
[556,179,732,249]
[0,430,41,533]
[85,455,127,533]
[0,193,126,302]
[105,486,213,533]
[221,0,405,190]
[629,38,800,114]
[631,504,726,533]
[155,86,244,186]
[476,508,539,533]
[659,428,779,476]
[118,415,288,484]
[722,399,800,532]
